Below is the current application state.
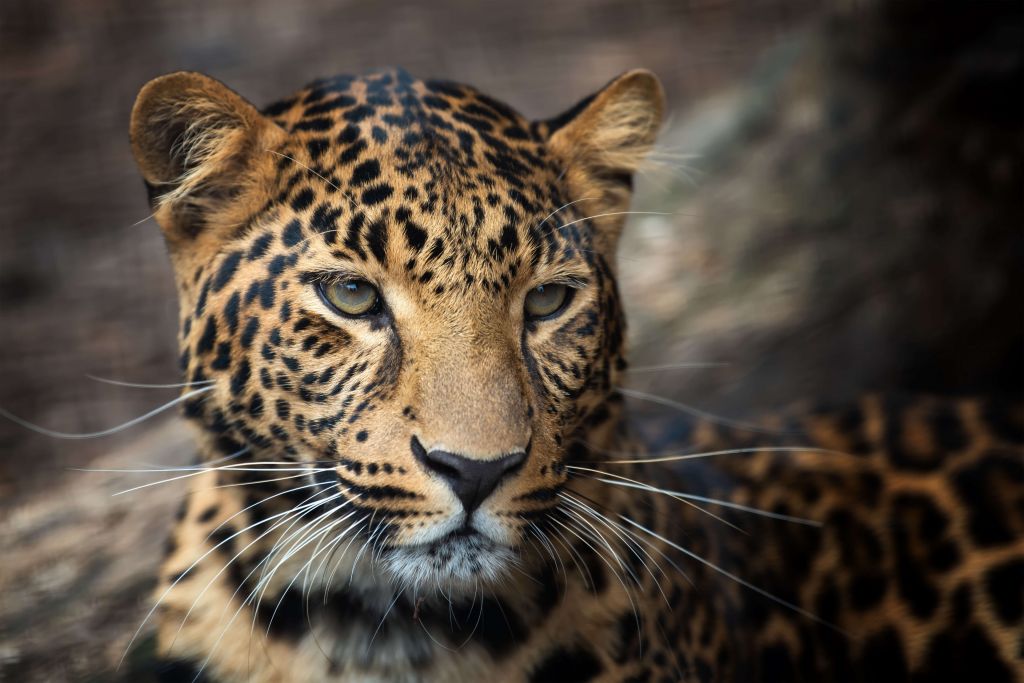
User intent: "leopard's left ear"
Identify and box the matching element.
[539,69,665,223]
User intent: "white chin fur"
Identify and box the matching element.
[381,533,516,593]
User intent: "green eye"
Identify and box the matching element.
[524,283,571,320]
[319,280,381,317]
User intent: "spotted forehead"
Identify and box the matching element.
[255,69,593,286]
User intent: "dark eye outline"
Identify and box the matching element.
[316,279,384,319]
[524,283,576,321]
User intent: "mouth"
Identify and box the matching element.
[381,526,516,589]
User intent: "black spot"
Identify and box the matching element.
[423,95,450,109]
[249,393,264,418]
[986,559,1024,624]
[361,183,394,205]
[196,505,219,523]
[197,316,217,354]
[499,223,519,252]
[230,359,251,396]
[343,104,375,123]
[953,453,1022,546]
[356,430,368,442]
[211,342,232,370]
[928,403,968,451]
[212,251,242,292]
[240,317,260,349]
[310,204,343,237]
[261,97,296,117]
[254,587,307,640]
[306,138,328,159]
[304,94,356,115]
[403,221,427,251]
[208,526,237,556]
[849,573,888,611]
[223,292,240,332]
[247,231,273,260]
[259,279,276,309]
[291,188,315,212]
[282,219,303,247]
[275,399,291,420]
[294,117,333,132]
[857,627,908,682]
[530,646,603,683]
[366,217,389,263]
[350,159,381,186]
[154,657,209,683]
[917,624,1013,682]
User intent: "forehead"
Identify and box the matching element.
[259,69,590,283]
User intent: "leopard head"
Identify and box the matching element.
[130,68,663,592]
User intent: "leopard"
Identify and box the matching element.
[127,67,1024,682]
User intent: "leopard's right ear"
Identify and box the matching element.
[130,72,286,252]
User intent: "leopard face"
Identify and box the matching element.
[131,68,663,592]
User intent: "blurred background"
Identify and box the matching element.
[0,1,1020,680]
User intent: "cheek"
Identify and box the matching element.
[526,299,605,407]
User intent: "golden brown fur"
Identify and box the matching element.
[129,69,1023,682]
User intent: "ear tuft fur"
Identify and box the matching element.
[130,72,284,246]
[541,70,666,242]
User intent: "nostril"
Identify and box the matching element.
[411,436,462,484]
[500,450,526,475]
[424,453,461,482]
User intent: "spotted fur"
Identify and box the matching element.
[130,69,1024,682]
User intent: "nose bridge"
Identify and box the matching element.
[416,323,529,457]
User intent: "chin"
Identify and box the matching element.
[381,530,518,593]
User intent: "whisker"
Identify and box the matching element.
[571,467,822,527]
[194,504,353,679]
[120,487,333,668]
[559,492,670,605]
[585,445,844,465]
[619,515,846,635]
[555,513,641,639]
[541,210,676,239]
[569,466,747,534]
[265,149,358,208]
[167,492,345,650]
[0,385,214,440]
[109,465,333,496]
[623,362,729,373]
[562,485,694,589]
[86,374,215,390]
[535,197,595,231]
[616,387,796,435]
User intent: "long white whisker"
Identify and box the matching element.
[167,492,344,648]
[559,492,670,605]
[619,515,846,635]
[623,362,729,373]
[86,374,216,389]
[0,385,213,440]
[535,197,595,231]
[542,210,675,238]
[585,445,842,465]
[110,466,333,496]
[573,468,822,527]
[569,466,746,534]
[554,513,641,638]
[616,387,795,435]
[119,486,332,668]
